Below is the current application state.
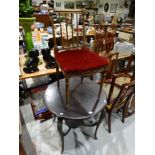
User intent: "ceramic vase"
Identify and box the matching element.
[19,17,36,52]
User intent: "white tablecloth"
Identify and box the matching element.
[113,42,134,52]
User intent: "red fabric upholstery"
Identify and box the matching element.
[55,48,109,73]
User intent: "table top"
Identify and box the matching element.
[116,28,135,34]
[99,50,133,60]
[117,51,134,59]
[113,42,134,53]
[19,51,58,80]
[43,77,107,120]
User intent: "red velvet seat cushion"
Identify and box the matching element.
[55,48,109,73]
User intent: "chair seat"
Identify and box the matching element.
[55,48,109,73]
[115,76,131,86]
[103,83,120,101]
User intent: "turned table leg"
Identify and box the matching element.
[57,118,64,154]
[56,65,60,89]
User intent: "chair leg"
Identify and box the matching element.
[122,111,125,123]
[108,112,112,133]
[56,65,60,89]
[81,77,83,83]
[122,104,128,123]
[57,118,64,154]
[98,71,105,98]
[89,75,94,81]
[66,78,70,107]
[94,108,106,139]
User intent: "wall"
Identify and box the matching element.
[53,0,131,19]
[97,0,131,19]
[32,0,131,20]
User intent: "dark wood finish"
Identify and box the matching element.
[44,78,107,119]
[105,31,116,55]
[43,78,107,153]
[93,30,116,55]
[94,32,105,53]
[123,93,135,120]
[106,52,119,79]
[104,53,135,83]
[33,14,51,27]
[105,73,135,133]
[50,9,87,52]
[19,143,26,155]
[49,9,108,107]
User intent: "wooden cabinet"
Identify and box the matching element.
[33,14,51,27]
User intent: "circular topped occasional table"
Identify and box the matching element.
[43,77,107,153]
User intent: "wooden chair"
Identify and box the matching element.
[103,73,135,133]
[124,93,135,119]
[105,52,119,80]
[93,29,116,55]
[104,53,135,87]
[93,31,105,53]
[104,31,116,55]
[116,53,135,74]
[114,53,135,87]
[49,9,109,107]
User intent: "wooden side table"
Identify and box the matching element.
[43,77,107,153]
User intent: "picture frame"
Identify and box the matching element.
[98,1,103,9]
[55,2,61,8]
[99,4,103,9]
[76,1,83,9]
[110,4,118,13]
[64,1,74,9]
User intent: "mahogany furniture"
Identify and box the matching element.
[114,53,135,86]
[104,31,116,55]
[123,93,135,119]
[105,52,119,80]
[43,77,107,153]
[104,73,135,133]
[93,29,116,55]
[103,53,135,85]
[94,31,105,53]
[50,9,109,107]
[33,14,51,27]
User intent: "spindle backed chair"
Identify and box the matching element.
[49,9,109,107]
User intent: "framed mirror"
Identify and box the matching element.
[104,3,109,12]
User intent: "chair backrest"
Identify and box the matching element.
[104,31,116,55]
[107,53,135,78]
[107,73,135,111]
[125,53,135,74]
[113,81,135,110]
[106,52,119,79]
[49,9,87,56]
[93,28,116,54]
[124,93,135,118]
[115,53,135,80]
[94,31,105,53]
